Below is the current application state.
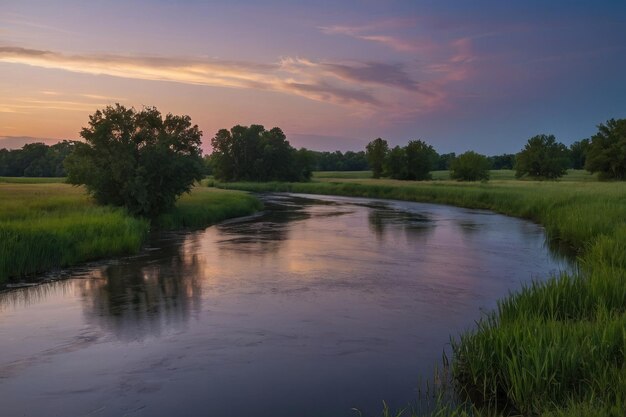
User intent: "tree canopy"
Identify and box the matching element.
[404,140,437,180]
[0,141,78,177]
[210,124,312,182]
[365,138,389,178]
[584,119,626,180]
[515,134,570,179]
[450,151,491,181]
[64,104,204,217]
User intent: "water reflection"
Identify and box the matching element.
[0,193,574,417]
[368,204,435,240]
[77,245,203,341]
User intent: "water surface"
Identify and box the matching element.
[0,194,570,417]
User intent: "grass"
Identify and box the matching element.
[313,169,597,182]
[0,176,67,183]
[215,173,626,416]
[0,182,261,283]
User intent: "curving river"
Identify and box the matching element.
[0,194,570,417]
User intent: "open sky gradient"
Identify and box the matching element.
[1,0,625,153]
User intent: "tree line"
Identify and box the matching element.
[365,118,626,181]
[0,141,79,177]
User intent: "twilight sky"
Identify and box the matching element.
[1,0,625,154]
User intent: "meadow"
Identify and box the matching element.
[0,178,261,283]
[216,172,626,416]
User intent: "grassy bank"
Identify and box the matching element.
[216,177,626,416]
[0,181,260,283]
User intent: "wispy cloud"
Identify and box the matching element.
[0,46,434,112]
[319,22,432,53]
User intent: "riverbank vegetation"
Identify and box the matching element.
[216,175,626,416]
[0,181,260,284]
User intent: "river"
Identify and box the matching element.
[0,193,570,417]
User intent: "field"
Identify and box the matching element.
[0,178,261,283]
[312,169,597,182]
[216,173,626,416]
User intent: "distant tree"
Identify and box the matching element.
[365,138,389,178]
[584,119,626,179]
[488,153,516,170]
[515,134,570,179]
[210,124,310,182]
[64,104,204,217]
[0,140,79,177]
[569,139,590,170]
[384,146,408,179]
[450,151,490,181]
[435,152,456,170]
[311,150,369,171]
[405,140,437,180]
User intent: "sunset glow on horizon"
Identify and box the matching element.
[1,0,625,153]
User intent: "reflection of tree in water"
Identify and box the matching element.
[77,234,203,342]
[368,207,435,241]
[214,196,312,255]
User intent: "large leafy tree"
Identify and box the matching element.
[515,134,570,179]
[584,119,626,180]
[405,139,437,180]
[384,146,408,179]
[210,124,311,182]
[450,151,490,181]
[64,104,204,217]
[365,138,389,178]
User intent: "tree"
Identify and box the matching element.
[515,134,570,179]
[64,104,204,217]
[0,140,79,177]
[584,119,626,179]
[435,152,456,170]
[210,124,311,182]
[384,146,407,179]
[405,140,437,180]
[488,153,516,170]
[365,138,389,178]
[569,139,590,170]
[450,151,490,181]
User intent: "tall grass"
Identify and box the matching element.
[216,177,626,416]
[0,183,261,283]
[156,187,262,229]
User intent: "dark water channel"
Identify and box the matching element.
[0,194,571,417]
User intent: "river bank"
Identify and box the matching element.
[0,179,261,284]
[216,177,626,416]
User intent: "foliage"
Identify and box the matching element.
[0,141,79,177]
[384,146,408,179]
[404,140,438,180]
[0,183,261,282]
[584,118,626,179]
[450,151,490,181]
[210,124,311,182]
[487,153,516,170]
[64,104,204,217]
[515,134,570,179]
[366,138,389,178]
[569,139,590,170]
[435,152,456,170]
[309,150,369,171]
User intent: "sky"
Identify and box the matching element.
[1,0,625,154]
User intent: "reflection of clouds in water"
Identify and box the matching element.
[213,194,353,255]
